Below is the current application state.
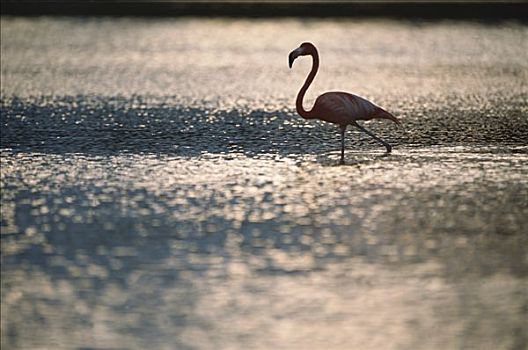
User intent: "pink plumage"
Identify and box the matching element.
[289,42,401,164]
[313,91,401,126]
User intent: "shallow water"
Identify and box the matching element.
[1,17,528,349]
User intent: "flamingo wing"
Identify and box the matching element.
[313,92,400,125]
[312,92,379,124]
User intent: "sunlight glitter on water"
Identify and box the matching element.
[2,146,527,244]
[2,147,527,349]
[1,16,528,350]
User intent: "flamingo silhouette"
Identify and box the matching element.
[289,42,401,164]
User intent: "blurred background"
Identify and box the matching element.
[2,0,528,18]
[1,1,527,349]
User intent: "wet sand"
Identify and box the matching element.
[1,17,527,349]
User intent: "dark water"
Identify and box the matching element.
[1,17,527,349]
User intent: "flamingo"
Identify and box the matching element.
[288,42,401,164]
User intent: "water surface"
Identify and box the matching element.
[1,17,527,349]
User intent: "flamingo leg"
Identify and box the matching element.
[340,125,347,165]
[354,123,392,153]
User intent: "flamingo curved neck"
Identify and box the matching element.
[296,51,319,119]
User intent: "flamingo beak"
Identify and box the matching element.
[288,47,303,68]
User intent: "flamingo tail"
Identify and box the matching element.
[379,109,409,136]
[376,108,401,125]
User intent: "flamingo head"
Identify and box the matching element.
[289,42,316,68]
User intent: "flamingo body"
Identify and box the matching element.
[312,91,400,126]
[289,42,401,164]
